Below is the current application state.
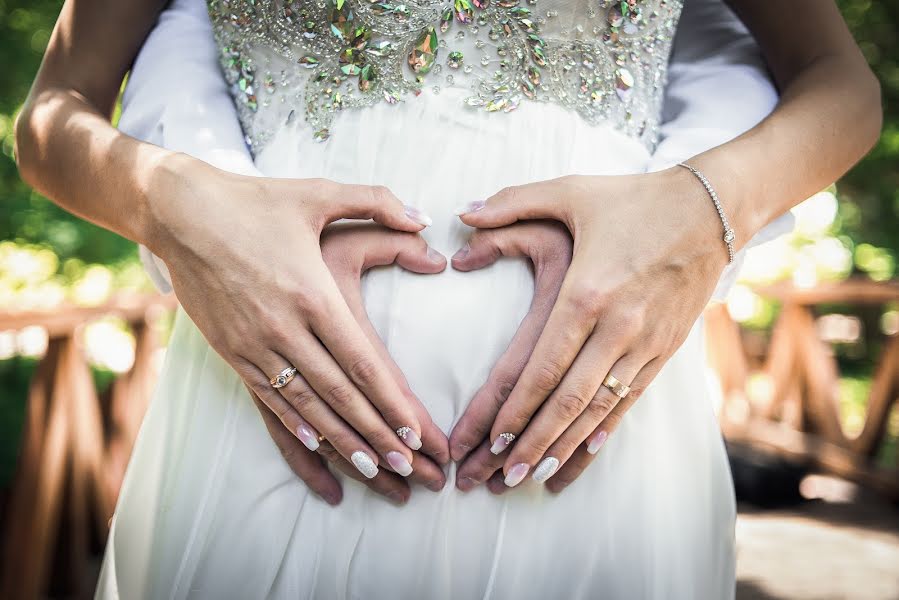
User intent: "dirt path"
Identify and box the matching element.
[736,491,899,600]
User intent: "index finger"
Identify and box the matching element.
[487,261,599,454]
[310,280,423,447]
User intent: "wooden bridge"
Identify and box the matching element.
[1,279,897,598]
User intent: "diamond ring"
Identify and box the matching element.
[270,366,298,389]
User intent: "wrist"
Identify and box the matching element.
[652,167,732,276]
[140,151,208,258]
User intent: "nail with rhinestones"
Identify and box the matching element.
[404,204,433,227]
[453,201,486,216]
[490,432,515,455]
[396,426,422,450]
[532,457,560,482]
[504,463,530,487]
[587,430,609,455]
[296,424,320,452]
[351,451,379,479]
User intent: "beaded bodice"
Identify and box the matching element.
[207,0,682,153]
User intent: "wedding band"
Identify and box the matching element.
[317,434,326,443]
[602,373,630,399]
[270,366,297,389]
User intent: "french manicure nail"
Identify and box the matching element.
[490,433,516,455]
[404,204,433,227]
[532,457,560,482]
[504,463,530,487]
[351,451,379,479]
[451,243,471,261]
[453,201,486,216]
[396,426,422,450]
[587,430,609,455]
[386,451,414,477]
[296,424,320,451]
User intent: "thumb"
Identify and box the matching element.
[360,230,447,275]
[453,177,571,229]
[315,180,433,232]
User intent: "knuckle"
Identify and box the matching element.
[532,362,564,393]
[369,184,394,205]
[348,355,379,387]
[568,283,604,316]
[618,309,646,337]
[361,428,394,451]
[490,378,516,408]
[588,391,619,417]
[496,185,517,203]
[287,386,319,412]
[554,390,589,421]
[317,443,341,462]
[323,382,357,412]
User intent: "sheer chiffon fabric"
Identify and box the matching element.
[98,0,794,597]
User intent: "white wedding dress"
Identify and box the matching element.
[98,0,793,598]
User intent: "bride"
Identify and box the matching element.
[15,0,879,597]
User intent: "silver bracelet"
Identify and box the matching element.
[677,162,735,264]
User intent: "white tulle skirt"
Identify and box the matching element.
[97,89,736,599]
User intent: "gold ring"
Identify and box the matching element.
[317,434,326,443]
[602,373,630,399]
[270,366,297,389]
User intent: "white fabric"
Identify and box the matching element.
[99,1,792,597]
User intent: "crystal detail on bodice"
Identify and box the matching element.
[207,0,682,153]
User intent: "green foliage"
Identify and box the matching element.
[0,0,140,268]
[835,0,899,260]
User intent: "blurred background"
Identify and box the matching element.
[1,0,898,598]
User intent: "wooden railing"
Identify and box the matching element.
[706,278,899,498]
[1,279,897,597]
[0,293,177,600]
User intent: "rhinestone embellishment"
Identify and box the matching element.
[208,0,682,152]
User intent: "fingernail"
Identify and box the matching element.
[490,433,516,455]
[427,479,446,492]
[451,443,471,462]
[453,201,485,216]
[396,426,422,450]
[451,243,471,261]
[386,451,413,477]
[387,490,408,505]
[296,424,320,451]
[404,204,432,227]
[587,430,609,455]
[351,451,379,479]
[456,476,477,492]
[427,246,445,263]
[321,491,342,506]
[532,457,560,482]
[504,463,530,487]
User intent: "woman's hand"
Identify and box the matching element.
[248,223,451,505]
[147,155,444,482]
[454,169,729,490]
[445,221,572,491]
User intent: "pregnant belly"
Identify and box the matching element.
[253,90,653,429]
[361,246,535,431]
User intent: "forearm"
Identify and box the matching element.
[684,1,881,253]
[15,88,179,246]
